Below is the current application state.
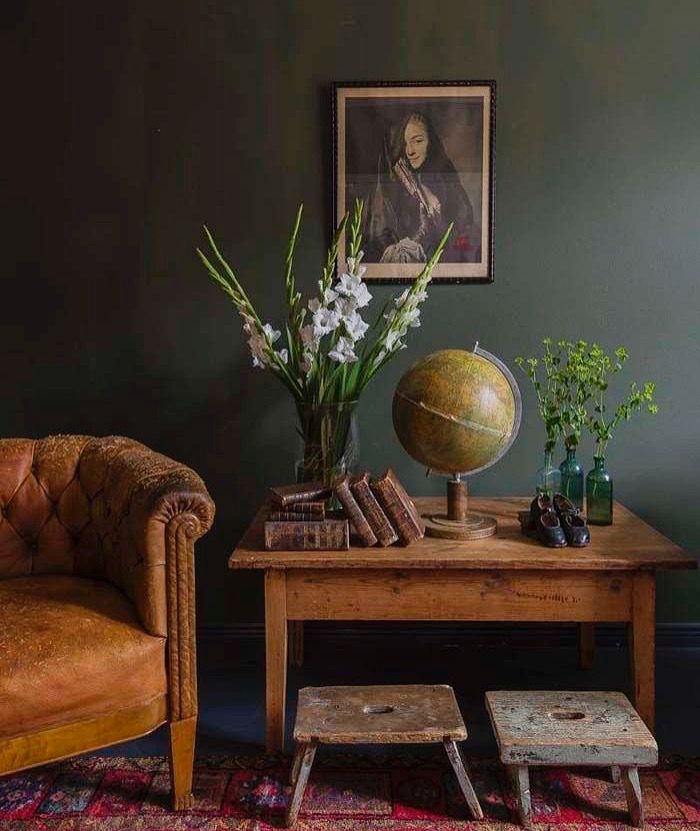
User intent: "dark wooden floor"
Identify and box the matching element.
[110,625,700,759]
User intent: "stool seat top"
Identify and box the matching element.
[486,690,658,767]
[294,685,467,744]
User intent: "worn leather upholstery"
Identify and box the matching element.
[0,435,215,636]
[0,435,215,803]
[0,575,167,738]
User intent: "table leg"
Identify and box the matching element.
[578,623,595,669]
[265,568,287,752]
[289,621,304,667]
[629,573,655,732]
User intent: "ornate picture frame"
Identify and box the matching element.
[333,81,496,284]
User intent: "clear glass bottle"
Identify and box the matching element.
[586,456,613,525]
[536,451,561,498]
[294,400,359,486]
[559,448,584,510]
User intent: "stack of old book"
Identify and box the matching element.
[264,482,350,551]
[263,469,424,551]
[335,468,425,547]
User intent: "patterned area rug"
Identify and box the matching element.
[1,753,699,829]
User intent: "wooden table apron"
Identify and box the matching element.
[264,566,654,752]
[229,497,696,753]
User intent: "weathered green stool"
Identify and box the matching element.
[286,684,483,827]
[486,690,658,828]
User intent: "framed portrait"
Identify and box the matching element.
[333,81,496,284]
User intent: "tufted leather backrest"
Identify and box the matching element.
[0,435,148,580]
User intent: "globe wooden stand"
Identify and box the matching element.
[425,478,498,540]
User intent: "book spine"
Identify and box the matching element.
[334,475,377,547]
[371,475,423,546]
[268,511,322,522]
[286,501,326,518]
[264,519,349,551]
[269,482,332,507]
[350,475,398,547]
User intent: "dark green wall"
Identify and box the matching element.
[5,1,699,623]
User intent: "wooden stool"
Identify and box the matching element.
[486,690,658,828]
[286,684,483,827]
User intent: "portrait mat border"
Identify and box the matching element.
[332,80,496,285]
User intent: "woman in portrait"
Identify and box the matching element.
[365,111,480,264]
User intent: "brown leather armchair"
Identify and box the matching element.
[0,435,215,809]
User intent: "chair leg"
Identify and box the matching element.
[509,765,532,828]
[285,741,316,828]
[443,739,483,819]
[611,765,621,783]
[169,716,197,810]
[621,766,644,828]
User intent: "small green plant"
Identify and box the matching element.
[584,344,658,458]
[514,338,568,454]
[516,339,658,460]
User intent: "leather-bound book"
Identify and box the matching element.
[287,501,326,518]
[264,519,349,551]
[268,510,322,522]
[349,473,398,547]
[334,474,377,547]
[371,468,425,546]
[269,482,332,507]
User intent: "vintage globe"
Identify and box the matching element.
[392,346,521,477]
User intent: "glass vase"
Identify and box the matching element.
[586,456,613,525]
[294,400,358,487]
[559,448,584,510]
[536,451,561,498]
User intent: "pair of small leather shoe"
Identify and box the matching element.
[529,493,590,548]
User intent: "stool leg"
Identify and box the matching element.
[621,766,644,828]
[443,739,483,819]
[611,765,621,784]
[509,765,532,828]
[289,742,304,786]
[285,741,316,828]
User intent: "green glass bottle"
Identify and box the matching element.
[559,448,584,510]
[536,451,561,498]
[586,456,613,525]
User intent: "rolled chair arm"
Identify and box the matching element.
[78,437,215,639]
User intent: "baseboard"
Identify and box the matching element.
[198,622,700,649]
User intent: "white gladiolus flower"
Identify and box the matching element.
[384,329,403,352]
[241,313,256,335]
[328,336,358,364]
[247,333,268,368]
[333,295,357,318]
[261,323,281,343]
[335,272,372,309]
[308,298,321,313]
[312,306,340,338]
[352,281,372,309]
[276,349,289,365]
[322,286,338,305]
[403,307,421,328]
[343,310,369,342]
[300,324,320,353]
[300,353,314,375]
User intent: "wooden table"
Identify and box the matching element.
[229,497,696,752]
